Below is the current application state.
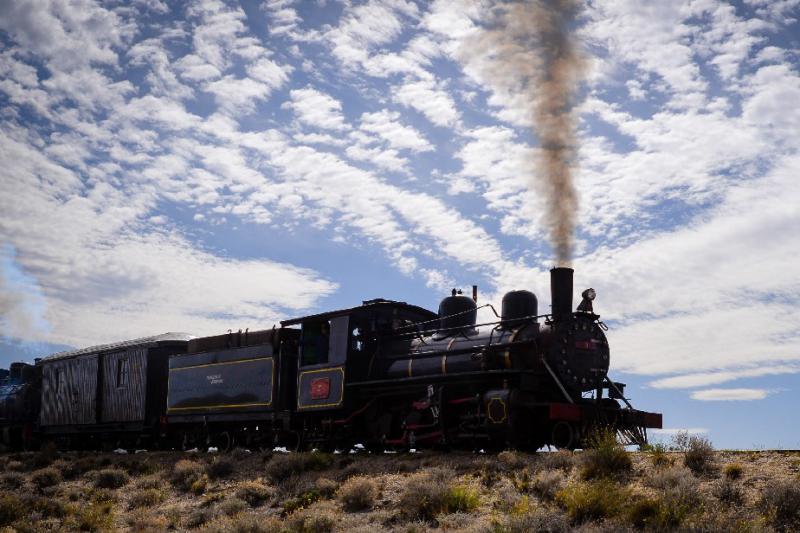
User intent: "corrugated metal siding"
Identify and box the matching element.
[40,355,98,426]
[101,348,147,423]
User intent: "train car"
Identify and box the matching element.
[0,362,40,449]
[38,333,192,448]
[165,328,300,450]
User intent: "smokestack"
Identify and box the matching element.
[550,267,574,318]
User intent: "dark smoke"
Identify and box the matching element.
[471,0,585,265]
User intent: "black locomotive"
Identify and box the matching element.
[0,268,661,452]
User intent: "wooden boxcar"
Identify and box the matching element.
[38,333,192,445]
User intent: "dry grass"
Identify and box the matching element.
[0,448,796,531]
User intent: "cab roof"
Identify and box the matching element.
[281,298,436,326]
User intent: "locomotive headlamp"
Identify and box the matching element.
[577,288,596,313]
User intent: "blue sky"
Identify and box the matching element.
[0,0,799,449]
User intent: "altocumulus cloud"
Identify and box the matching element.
[0,0,797,407]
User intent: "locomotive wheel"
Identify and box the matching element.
[217,431,234,452]
[551,421,577,450]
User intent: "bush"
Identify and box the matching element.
[532,470,565,501]
[60,456,101,479]
[32,467,62,489]
[580,428,632,480]
[236,480,273,507]
[760,478,800,531]
[724,462,743,480]
[314,477,338,498]
[286,501,336,533]
[192,475,210,495]
[207,457,235,480]
[399,468,479,521]
[171,459,205,491]
[541,451,574,472]
[672,431,715,475]
[26,495,67,519]
[129,488,165,509]
[33,440,58,468]
[199,513,283,533]
[1,472,25,489]
[555,480,629,523]
[282,489,323,515]
[265,452,333,483]
[498,450,527,470]
[219,497,247,517]
[506,501,570,533]
[338,476,378,512]
[646,442,672,468]
[714,478,744,506]
[93,468,130,489]
[0,494,25,526]
[73,502,115,532]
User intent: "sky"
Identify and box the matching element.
[0,0,799,449]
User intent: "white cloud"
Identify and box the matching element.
[393,78,461,128]
[324,0,419,67]
[285,87,349,131]
[649,365,800,389]
[358,110,433,152]
[690,389,773,401]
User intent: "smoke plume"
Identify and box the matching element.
[471,0,585,265]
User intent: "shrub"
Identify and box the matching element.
[444,485,480,513]
[74,502,115,532]
[314,477,338,498]
[625,497,661,530]
[580,428,632,480]
[672,431,715,475]
[187,508,216,529]
[26,495,67,519]
[338,476,378,512]
[236,480,273,507]
[724,462,744,480]
[399,468,479,521]
[219,497,247,517]
[0,494,25,526]
[265,452,333,483]
[760,478,800,531]
[714,478,744,506]
[119,458,160,477]
[506,499,570,533]
[555,480,629,523]
[33,440,58,468]
[199,513,283,533]
[541,451,574,472]
[93,468,130,489]
[1,472,25,489]
[192,475,210,495]
[61,456,101,479]
[6,460,24,472]
[206,457,235,480]
[129,488,165,509]
[135,475,162,490]
[498,450,527,470]
[532,470,566,501]
[646,442,672,468]
[127,510,170,532]
[282,489,323,515]
[286,501,337,533]
[171,459,205,491]
[32,467,62,489]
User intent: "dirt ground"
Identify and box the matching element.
[0,446,798,532]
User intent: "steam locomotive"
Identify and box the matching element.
[0,268,661,452]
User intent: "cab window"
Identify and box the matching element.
[301,321,330,366]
